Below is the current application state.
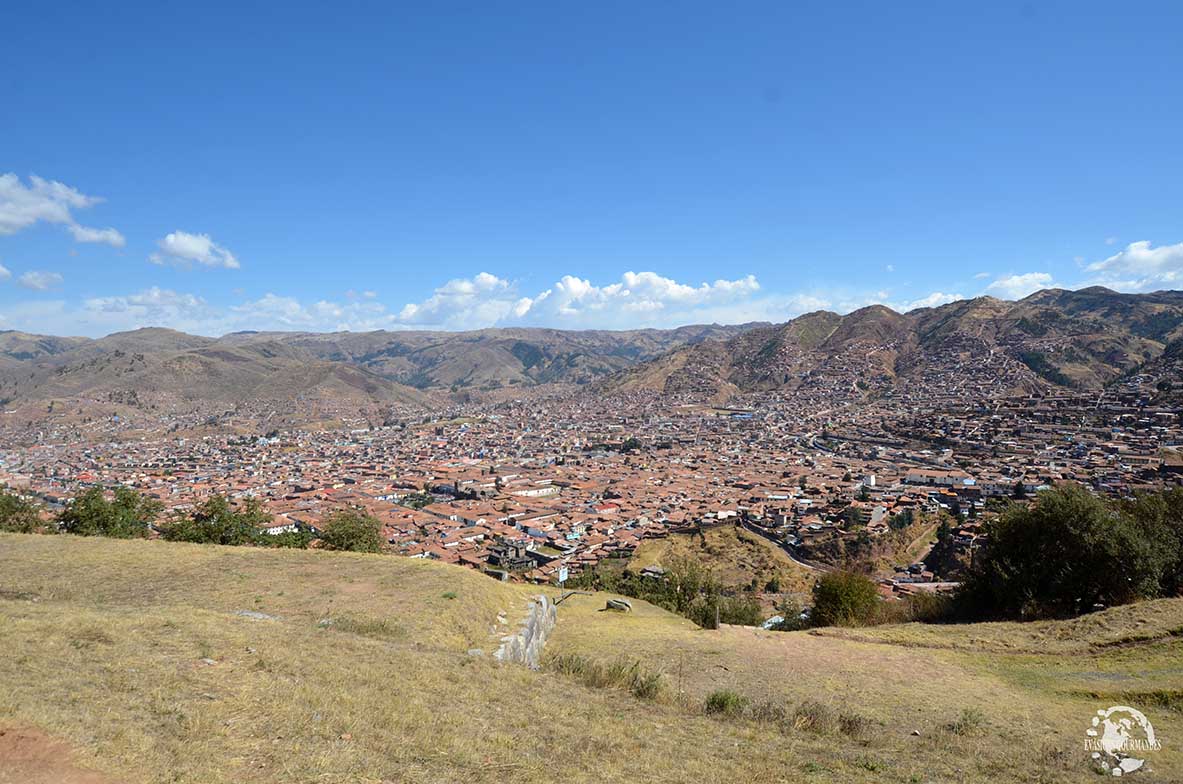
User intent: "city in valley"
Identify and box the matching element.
[2,294,1180,599]
[4,4,1183,781]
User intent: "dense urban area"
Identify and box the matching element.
[3,358,1180,605]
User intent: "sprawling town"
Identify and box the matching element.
[4,368,1180,594]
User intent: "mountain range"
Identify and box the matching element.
[1,287,1180,422]
[603,287,1183,402]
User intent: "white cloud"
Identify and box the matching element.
[68,224,127,247]
[397,272,516,330]
[0,173,125,247]
[82,287,219,332]
[508,271,762,329]
[973,272,990,280]
[17,270,64,291]
[1085,240,1183,291]
[150,230,240,269]
[986,272,1054,299]
[885,264,894,272]
[1105,236,1118,246]
[901,292,964,311]
[0,263,10,281]
[0,268,1071,338]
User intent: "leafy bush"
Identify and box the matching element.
[958,484,1165,619]
[319,509,384,553]
[57,486,162,539]
[161,495,271,545]
[810,570,880,627]
[256,528,315,549]
[569,555,764,629]
[0,491,41,533]
[704,689,748,717]
[1121,488,1183,597]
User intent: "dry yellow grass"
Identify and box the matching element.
[629,524,814,595]
[2,533,1181,783]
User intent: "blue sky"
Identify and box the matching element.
[2,1,1182,336]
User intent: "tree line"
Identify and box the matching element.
[0,486,385,553]
[802,483,1183,627]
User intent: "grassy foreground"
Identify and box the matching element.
[1,533,1181,783]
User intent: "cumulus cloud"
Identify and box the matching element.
[509,271,763,329]
[17,270,64,291]
[986,272,1054,299]
[397,272,514,329]
[0,173,125,247]
[1085,240,1183,291]
[0,268,1076,338]
[900,292,964,311]
[388,270,770,330]
[150,231,240,269]
[226,293,401,333]
[68,225,126,246]
[82,287,218,330]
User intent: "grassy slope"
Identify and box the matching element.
[629,525,815,595]
[1,534,1181,783]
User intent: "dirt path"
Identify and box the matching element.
[0,727,117,784]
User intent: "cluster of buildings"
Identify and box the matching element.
[1,376,1179,587]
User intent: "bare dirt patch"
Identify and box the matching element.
[0,726,116,784]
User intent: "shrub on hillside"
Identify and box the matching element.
[0,491,41,533]
[57,486,162,539]
[570,556,765,629]
[162,495,272,546]
[704,689,748,717]
[810,570,880,627]
[1121,487,1183,597]
[959,484,1165,619]
[319,509,384,553]
[255,528,315,549]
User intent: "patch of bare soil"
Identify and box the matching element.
[0,726,117,784]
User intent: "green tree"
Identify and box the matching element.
[57,486,162,539]
[620,437,643,452]
[1011,480,1027,500]
[0,491,41,533]
[959,484,1163,619]
[810,571,880,627]
[1121,488,1183,597]
[257,528,315,549]
[162,495,271,546]
[889,508,914,530]
[319,508,384,553]
[936,519,952,543]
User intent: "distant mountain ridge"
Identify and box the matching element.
[601,288,1183,402]
[0,322,765,421]
[2,288,1181,418]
